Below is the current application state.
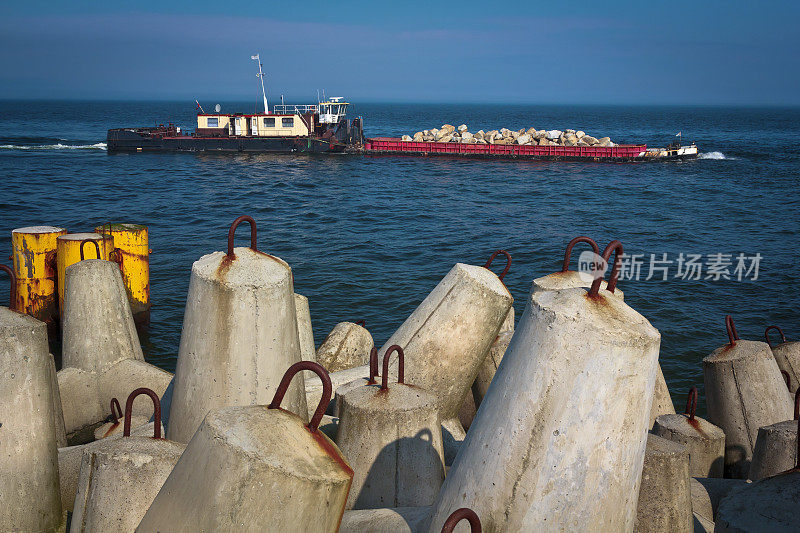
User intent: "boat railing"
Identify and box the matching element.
[272,104,319,115]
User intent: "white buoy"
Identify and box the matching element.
[337,346,445,509]
[70,388,185,532]
[703,315,793,478]
[168,216,307,443]
[138,362,353,532]
[765,325,799,393]
[0,291,65,532]
[428,241,660,531]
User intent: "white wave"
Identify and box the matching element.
[698,151,729,160]
[0,142,106,151]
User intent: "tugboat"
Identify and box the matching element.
[107,54,364,153]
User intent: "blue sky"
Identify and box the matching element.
[1,1,798,105]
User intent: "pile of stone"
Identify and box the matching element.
[400,123,615,147]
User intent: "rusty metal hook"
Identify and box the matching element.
[684,386,698,421]
[123,387,162,439]
[765,325,786,348]
[368,346,378,385]
[354,320,366,328]
[781,370,791,391]
[484,250,511,281]
[0,264,17,311]
[79,239,101,261]
[441,508,482,533]
[725,315,739,346]
[110,398,122,425]
[381,345,405,391]
[227,215,258,258]
[269,361,330,433]
[561,236,600,272]
[588,240,623,297]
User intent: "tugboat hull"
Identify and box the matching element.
[107,129,346,153]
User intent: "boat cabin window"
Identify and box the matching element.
[263,117,275,127]
[282,117,294,127]
[207,117,219,128]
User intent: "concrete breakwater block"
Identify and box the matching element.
[703,316,792,478]
[138,362,353,532]
[295,293,316,362]
[70,388,184,532]
[748,418,798,481]
[0,307,65,532]
[765,326,799,394]
[715,469,800,531]
[337,346,445,510]
[339,506,431,533]
[378,262,513,440]
[333,347,378,417]
[427,242,661,532]
[634,434,693,533]
[168,216,307,443]
[46,351,68,448]
[652,387,725,477]
[689,477,747,523]
[317,321,374,373]
[306,364,370,419]
[649,363,675,427]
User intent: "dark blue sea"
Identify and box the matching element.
[1,100,798,413]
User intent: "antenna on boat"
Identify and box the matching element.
[251,53,269,114]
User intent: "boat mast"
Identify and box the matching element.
[251,53,269,114]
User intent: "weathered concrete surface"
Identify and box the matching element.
[138,406,353,532]
[70,436,184,532]
[634,434,692,533]
[689,477,747,523]
[295,293,316,362]
[458,387,477,431]
[319,414,339,441]
[472,330,513,408]
[167,247,307,443]
[339,506,431,533]
[379,263,513,424]
[703,339,792,478]
[690,478,714,524]
[652,413,725,478]
[770,340,800,393]
[56,367,104,434]
[61,259,145,373]
[531,269,624,299]
[47,352,68,448]
[441,418,467,467]
[0,308,64,532]
[648,364,675,428]
[307,364,369,419]
[337,383,444,509]
[715,470,800,531]
[317,321,374,373]
[427,286,661,532]
[57,422,161,512]
[693,513,714,533]
[748,419,798,481]
[93,415,155,440]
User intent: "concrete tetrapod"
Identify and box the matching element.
[333,347,379,417]
[46,351,68,448]
[652,387,725,477]
[378,261,513,442]
[703,315,793,478]
[339,506,432,533]
[634,434,693,533]
[748,389,800,480]
[337,346,445,510]
[92,397,151,440]
[765,325,800,394]
[0,304,65,532]
[138,362,353,533]
[427,241,661,532]
[317,321,374,373]
[70,389,184,532]
[167,216,307,443]
[689,477,747,523]
[295,293,316,361]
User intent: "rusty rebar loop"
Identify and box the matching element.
[561,236,600,272]
[0,264,16,310]
[781,370,791,391]
[227,215,258,257]
[483,250,511,281]
[79,239,101,261]
[684,386,698,421]
[354,320,366,327]
[588,240,624,297]
[110,398,123,425]
[794,388,799,421]
[765,325,786,348]
[269,361,330,433]
[381,345,405,391]
[368,347,378,385]
[123,387,162,439]
[441,508,482,533]
[725,315,739,346]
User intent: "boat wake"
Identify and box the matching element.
[0,142,107,151]
[698,151,730,160]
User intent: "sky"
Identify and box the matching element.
[1,1,799,105]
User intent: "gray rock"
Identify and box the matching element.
[517,133,531,145]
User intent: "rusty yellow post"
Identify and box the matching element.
[11,226,67,329]
[95,223,151,325]
[56,232,114,314]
